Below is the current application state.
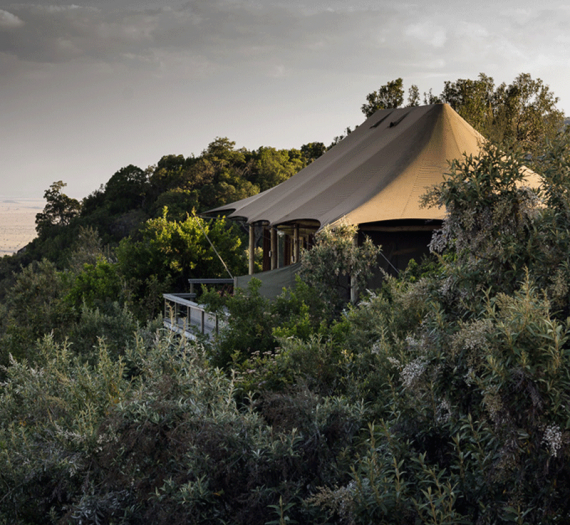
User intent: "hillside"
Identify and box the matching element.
[1,139,570,522]
[0,73,568,523]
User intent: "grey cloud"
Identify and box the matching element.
[1,0,569,93]
[0,8,23,27]
[0,4,169,62]
[0,1,417,70]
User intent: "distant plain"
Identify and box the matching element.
[0,199,43,256]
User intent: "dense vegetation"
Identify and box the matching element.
[0,137,319,354]
[361,73,564,157]
[0,73,569,523]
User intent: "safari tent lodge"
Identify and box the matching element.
[206,103,488,295]
[164,103,496,336]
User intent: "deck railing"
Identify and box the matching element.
[163,293,227,340]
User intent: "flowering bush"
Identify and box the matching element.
[4,137,570,523]
[307,135,570,524]
[299,221,382,316]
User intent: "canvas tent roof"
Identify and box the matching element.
[207,104,534,230]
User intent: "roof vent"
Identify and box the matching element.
[370,111,393,129]
[389,112,409,128]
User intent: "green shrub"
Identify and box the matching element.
[65,258,125,310]
[299,220,381,317]
[0,328,364,524]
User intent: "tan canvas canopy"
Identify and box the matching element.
[208,103,490,229]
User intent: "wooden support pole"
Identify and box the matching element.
[350,233,359,304]
[248,224,255,275]
[262,225,270,272]
[270,227,277,270]
[293,224,300,264]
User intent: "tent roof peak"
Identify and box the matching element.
[206,103,486,229]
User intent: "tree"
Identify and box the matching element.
[35,181,81,235]
[252,147,306,192]
[361,73,564,154]
[440,73,564,153]
[361,78,404,117]
[440,73,496,136]
[65,257,124,310]
[407,84,421,107]
[147,154,193,202]
[299,221,381,316]
[301,142,327,164]
[422,88,442,105]
[150,188,200,221]
[495,73,564,153]
[188,137,259,210]
[0,259,74,365]
[103,164,150,214]
[307,139,570,524]
[116,210,247,316]
[421,143,541,298]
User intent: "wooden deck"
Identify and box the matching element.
[163,293,226,340]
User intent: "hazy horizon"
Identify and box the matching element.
[0,198,42,255]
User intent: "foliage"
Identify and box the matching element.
[67,226,106,273]
[361,73,564,155]
[203,277,329,370]
[35,181,81,236]
[442,73,564,155]
[116,211,246,317]
[0,259,74,366]
[7,134,307,279]
[305,272,570,524]
[361,78,405,117]
[407,84,421,107]
[235,334,354,400]
[2,76,570,524]
[202,278,274,369]
[150,188,201,222]
[252,147,306,192]
[65,257,125,310]
[68,302,148,362]
[303,136,570,524]
[421,143,541,301]
[299,221,382,316]
[361,78,421,117]
[103,165,151,215]
[205,135,570,523]
[184,137,260,210]
[421,133,570,314]
[0,336,128,523]
[0,330,362,524]
[202,224,380,371]
[0,230,131,368]
[300,142,327,164]
[440,73,497,137]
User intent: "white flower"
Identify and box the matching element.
[436,399,451,424]
[543,424,563,457]
[387,356,400,367]
[400,357,428,390]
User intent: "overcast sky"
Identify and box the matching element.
[1,0,569,200]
